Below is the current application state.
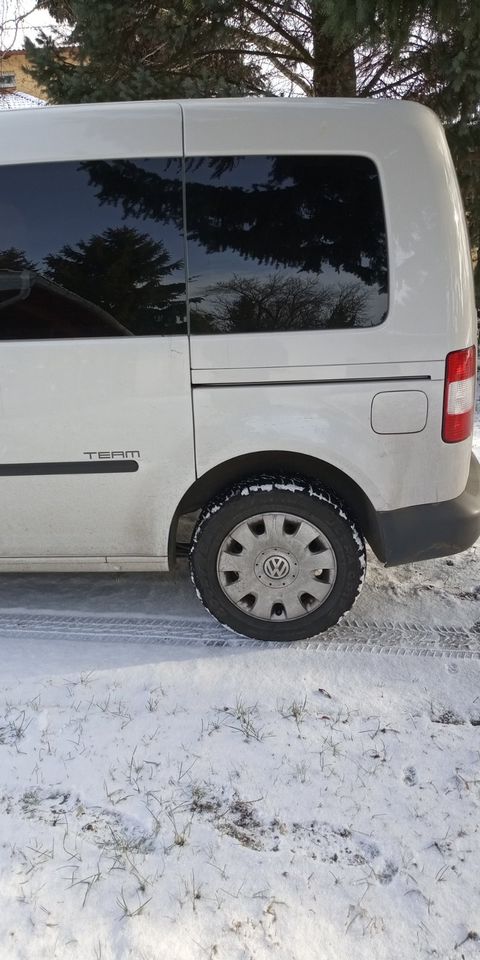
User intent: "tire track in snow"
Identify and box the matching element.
[0,611,479,658]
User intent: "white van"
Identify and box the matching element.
[0,98,478,641]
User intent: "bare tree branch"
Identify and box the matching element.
[1,1,41,53]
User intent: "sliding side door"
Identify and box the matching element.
[0,102,193,567]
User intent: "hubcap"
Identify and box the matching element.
[255,547,298,589]
[217,511,337,622]
[263,555,290,580]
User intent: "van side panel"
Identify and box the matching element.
[0,102,195,561]
[182,99,476,511]
[192,379,470,512]
[0,338,194,558]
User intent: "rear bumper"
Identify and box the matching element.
[372,453,480,566]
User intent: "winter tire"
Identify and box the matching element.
[190,477,366,642]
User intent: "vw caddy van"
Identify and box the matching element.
[0,98,479,641]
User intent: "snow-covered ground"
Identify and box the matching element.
[1,648,480,960]
[0,394,478,960]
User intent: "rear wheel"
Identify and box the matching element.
[190,478,366,641]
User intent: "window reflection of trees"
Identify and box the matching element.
[83,155,387,290]
[0,159,186,339]
[81,154,388,334]
[185,156,388,293]
[192,275,371,334]
[0,249,133,338]
[0,154,388,339]
[45,226,185,335]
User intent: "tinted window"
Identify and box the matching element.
[0,158,186,339]
[185,156,388,334]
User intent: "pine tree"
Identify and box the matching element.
[29,1,480,108]
[26,0,268,102]
[44,225,185,333]
[0,248,37,272]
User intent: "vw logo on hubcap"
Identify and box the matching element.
[263,555,290,580]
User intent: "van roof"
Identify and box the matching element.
[0,95,434,119]
[0,95,441,170]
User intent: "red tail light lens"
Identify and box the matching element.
[442,346,476,443]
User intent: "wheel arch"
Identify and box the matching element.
[168,450,385,566]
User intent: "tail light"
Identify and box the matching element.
[442,346,477,443]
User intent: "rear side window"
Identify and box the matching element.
[0,158,186,339]
[185,155,388,335]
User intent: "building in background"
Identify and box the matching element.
[0,87,45,108]
[0,47,46,107]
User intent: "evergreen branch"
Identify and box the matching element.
[373,68,426,95]
[278,0,312,29]
[140,43,171,64]
[265,53,312,94]
[200,46,308,63]
[242,0,310,61]
[361,54,396,95]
